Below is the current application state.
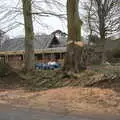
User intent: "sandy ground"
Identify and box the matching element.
[0,87,120,116]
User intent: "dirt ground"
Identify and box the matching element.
[0,87,120,116]
[0,65,120,116]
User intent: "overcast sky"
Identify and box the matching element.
[8,15,67,38]
[0,0,67,38]
[0,0,86,38]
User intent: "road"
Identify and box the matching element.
[0,104,119,120]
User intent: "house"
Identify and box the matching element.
[0,30,67,65]
[0,29,120,66]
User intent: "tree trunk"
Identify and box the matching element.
[100,22,106,64]
[22,0,34,71]
[96,0,106,64]
[101,39,106,64]
[64,0,86,73]
[88,0,93,45]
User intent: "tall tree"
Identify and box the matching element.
[64,0,86,73]
[84,0,120,39]
[0,30,4,48]
[22,0,34,71]
[83,0,93,45]
[84,0,120,62]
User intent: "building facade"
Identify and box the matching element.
[0,31,67,67]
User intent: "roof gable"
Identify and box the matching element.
[49,35,60,48]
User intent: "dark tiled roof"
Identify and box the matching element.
[0,34,67,52]
[1,38,24,51]
[34,35,53,49]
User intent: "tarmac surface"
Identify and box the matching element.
[0,104,119,120]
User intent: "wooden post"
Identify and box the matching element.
[42,53,45,63]
[50,53,52,60]
[60,53,62,60]
[3,56,5,64]
[5,55,8,63]
[53,53,55,60]
[23,54,25,62]
[22,54,25,67]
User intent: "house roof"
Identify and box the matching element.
[0,34,67,52]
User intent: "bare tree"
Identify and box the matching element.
[83,0,120,62]
[22,0,34,71]
[0,0,22,33]
[84,0,120,39]
[0,30,9,48]
[0,0,66,70]
[64,0,86,73]
[83,0,93,45]
[0,0,66,35]
[0,30,4,48]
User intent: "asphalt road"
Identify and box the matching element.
[0,104,119,120]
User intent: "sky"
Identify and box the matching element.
[0,0,68,38]
[0,0,87,39]
[7,16,67,38]
[1,0,119,40]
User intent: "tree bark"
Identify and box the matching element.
[64,0,86,73]
[97,0,106,63]
[22,0,34,71]
[88,0,93,45]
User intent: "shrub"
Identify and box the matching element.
[0,63,10,77]
[112,49,120,58]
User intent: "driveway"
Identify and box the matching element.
[0,104,119,120]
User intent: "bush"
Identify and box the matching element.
[0,63,10,77]
[112,49,120,58]
[106,49,120,63]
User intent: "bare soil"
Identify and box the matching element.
[0,65,120,116]
[0,87,120,116]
